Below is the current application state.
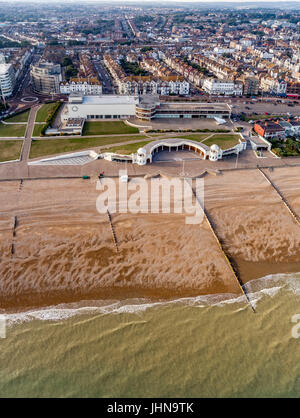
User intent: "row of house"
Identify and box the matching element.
[191,53,238,80]
[254,119,300,139]
[140,56,176,78]
[162,54,204,87]
[104,54,189,96]
[60,77,102,95]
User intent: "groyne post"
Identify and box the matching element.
[186,179,256,313]
[11,215,18,255]
[106,209,119,253]
[258,168,300,226]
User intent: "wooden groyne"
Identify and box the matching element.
[18,179,23,191]
[11,215,18,255]
[97,176,119,252]
[258,168,300,226]
[13,215,17,237]
[186,179,256,313]
[106,209,119,252]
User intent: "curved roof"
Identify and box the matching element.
[143,138,210,156]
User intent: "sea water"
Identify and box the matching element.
[0,273,299,397]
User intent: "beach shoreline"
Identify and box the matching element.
[1,166,300,313]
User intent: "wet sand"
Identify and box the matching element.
[1,166,300,311]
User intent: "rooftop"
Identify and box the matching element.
[69,94,138,105]
[159,102,231,111]
[0,63,12,75]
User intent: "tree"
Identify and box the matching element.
[62,57,73,67]
[48,39,59,46]
[65,65,78,79]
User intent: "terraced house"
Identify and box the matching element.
[104,54,189,96]
[60,77,102,95]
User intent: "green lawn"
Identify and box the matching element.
[82,121,139,136]
[35,102,59,122]
[29,135,147,159]
[202,134,241,150]
[0,123,26,137]
[103,141,152,155]
[245,114,281,122]
[177,134,210,142]
[33,124,45,137]
[0,140,23,162]
[4,109,30,123]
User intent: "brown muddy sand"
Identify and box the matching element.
[1,166,300,311]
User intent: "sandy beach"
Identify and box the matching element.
[1,166,300,311]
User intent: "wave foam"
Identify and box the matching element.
[3,272,300,325]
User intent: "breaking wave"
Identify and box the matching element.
[3,272,300,326]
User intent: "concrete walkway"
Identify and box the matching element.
[21,105,40,162]
[26,130,233,141]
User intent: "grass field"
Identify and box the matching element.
[0,140,23,162]
[33,124,45,137]
[29,135,147,159]
[245,114,281,122]
[0,123,26,137]
[5,109,30,123]
[35,102,59,122]
[202,134,240,150]
[178,134,210,142]
[103,141,152,155]
[82,121,139,136]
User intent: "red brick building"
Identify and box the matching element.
[287,82,300,96]
[254,121,285,139]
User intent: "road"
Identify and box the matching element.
[93,59,115,94]
[4,51,68,118]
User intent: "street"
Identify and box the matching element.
[93,59,115,94]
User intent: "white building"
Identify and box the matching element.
[28,137,247,167]
[61,95,231,125]
[119,78,189,96]
[260,77,287,95]
[62,95,138,121]
[31,61,62,94]
[60,78,102,95]
[102,137,246,165]
[213,47,235,55]
[0,63,16,98]
[203,78,243,96]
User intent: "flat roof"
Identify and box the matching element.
[0,63,11,75]
[250,136,269,146]
[159,102,231,111]
[69,95,138,105]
